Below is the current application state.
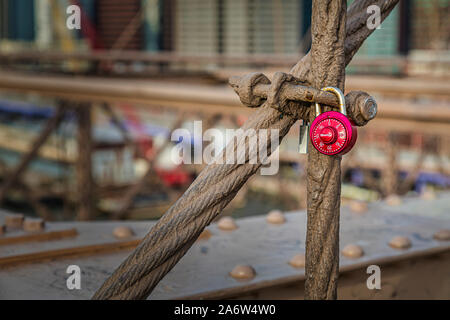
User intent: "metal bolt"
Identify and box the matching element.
[421,189,436,200]
[289,253,306,268]
[197,229,212,241]
[266,210,286,224]
[342,244,364,258]
[433,229,450,241]
[113,226,134,239]
[385,194,402,206]
[5,213,24,229]
[230,265,256,280]
[217,216,238,231]
[349,200,368,213]
[23,218,45,232]
[389,236,411,249]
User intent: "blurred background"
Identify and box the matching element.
[0,0,448,222]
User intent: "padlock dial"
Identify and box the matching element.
[310,111,357,156]
[318,126,338,145]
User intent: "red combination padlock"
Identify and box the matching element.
[309,87,357,156]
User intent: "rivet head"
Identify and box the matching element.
[230,265,256,280]
[23,218,45,232]
[433,229,450,241]
[217,216,238,231]
[113,226,134,239]
[421,189,436,200]
[350,200,368,213]
[385,194,402,206]
[197,229,212,241]
[266,210,286,224]
[5,214,24,229]
[389,236,411,249]
[289,253,306,268]
[342,244,364,258]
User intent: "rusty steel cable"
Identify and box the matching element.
[93,0,400,300]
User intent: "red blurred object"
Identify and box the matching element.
[119,103,190,187]
[70,0,104,49]
[155,167,191,187]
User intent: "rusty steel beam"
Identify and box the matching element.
[0,50,414,71]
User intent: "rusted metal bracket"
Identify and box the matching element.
[229,72,377,126]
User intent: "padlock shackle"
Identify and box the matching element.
[315,87,346,117]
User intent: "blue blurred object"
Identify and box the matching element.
[350,168,364,186]
[415,172,450,193]
[0,99,54,118]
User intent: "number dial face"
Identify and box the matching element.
[310,111,354,156]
